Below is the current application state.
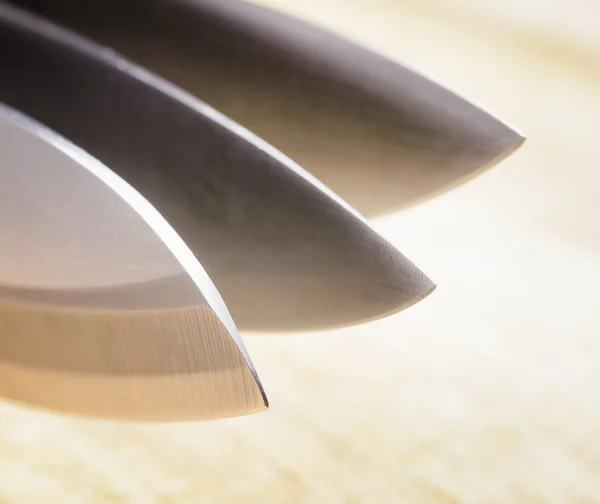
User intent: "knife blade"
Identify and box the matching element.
[9,0,525,217]
[0,2,436,332]
[0,102,267,421]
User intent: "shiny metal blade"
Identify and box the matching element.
[0,103,267,421]
[9,0,525,217]
[0,3,435,332]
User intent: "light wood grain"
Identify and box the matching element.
[1,0,599,502]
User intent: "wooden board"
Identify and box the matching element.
[1,0,599,502]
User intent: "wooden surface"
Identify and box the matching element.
[1,0,599,502]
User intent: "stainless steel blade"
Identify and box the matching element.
[9,0,525,217]
[0,2,436,332]
[0,103,267,421]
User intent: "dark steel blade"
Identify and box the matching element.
[9,0,524,216]
[0,2,435,332]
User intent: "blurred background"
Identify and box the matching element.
[1,0,599,502]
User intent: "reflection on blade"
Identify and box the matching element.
[10,0,524,217]
[0,103,267,421]
[0,3,435,332]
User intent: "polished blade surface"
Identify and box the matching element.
[0,103,267,421]
[0,3,435,332]
[10,0,524,217]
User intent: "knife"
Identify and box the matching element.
[0,102,268,421]
[0,2,435,332]
[9,0,525,217]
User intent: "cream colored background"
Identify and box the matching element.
[1,0,600,502]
